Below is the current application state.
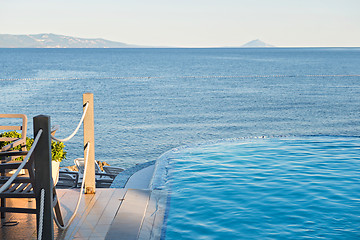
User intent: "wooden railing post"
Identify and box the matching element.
[33,115,54,240]
[83,93,96,194]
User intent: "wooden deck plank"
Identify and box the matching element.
[56,189,100,239]
[58,189,95,223]
[73,190,114,239]
[97,189,126,226]
[55,189,67,199]
[0,198,37,240]
[68,189,113,237]
[54,189,89,239]
[89,189,127,239]
[58,188,125,239]
[1,188,153,240]
[106,189,151,240]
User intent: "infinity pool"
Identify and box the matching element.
[152,137,360,240]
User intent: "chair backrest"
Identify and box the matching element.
[74,158,84,174]
[103,165,124,176]
[75,158,103,174]
[0,114,27,153]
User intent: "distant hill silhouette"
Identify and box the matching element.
[0,34,275,48]
[0,33,144,48]
[241,39,274,48]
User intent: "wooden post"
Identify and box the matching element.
[21,114,27,151]
[33,115,54,240]
[83,93,96,194]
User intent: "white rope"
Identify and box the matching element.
[38,188,45,240]
[0,129,43,194]
[53,142,90,230]
[51,102,89,142]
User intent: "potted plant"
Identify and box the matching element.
[0,131,67,184]
[50,140,67,184]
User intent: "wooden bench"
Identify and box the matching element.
[0,114,30,219]
[0,114,63,239]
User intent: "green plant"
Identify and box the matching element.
[0,131,67,162]
[51,141,66,162]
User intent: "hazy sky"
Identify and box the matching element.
[1,0,359,47]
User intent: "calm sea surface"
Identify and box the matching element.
[0,48,359,168]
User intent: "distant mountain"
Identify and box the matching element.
[241,39,274,48]
[0,33,144,48]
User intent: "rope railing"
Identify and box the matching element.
[53,142,91,230]
[51,102,89,142]
[0,129,43,194]
[1,102,94,238]
[38,188,45,240]
[35,94,95,234]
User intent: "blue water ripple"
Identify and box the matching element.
[162,137,360,239]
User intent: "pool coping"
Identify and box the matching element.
[111,160,156,188]
[109,160,168,240]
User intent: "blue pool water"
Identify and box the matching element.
[152,136,360,239]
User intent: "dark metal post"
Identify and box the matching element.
[33,115,54,239]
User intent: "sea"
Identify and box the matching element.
[0,48,359,169]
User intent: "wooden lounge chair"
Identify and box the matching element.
[0,114,30,220]
[0,114,27,158]
[74,158,120,188]
[0,114,64,239]
[57,168,79,188]
[103,165,124,177]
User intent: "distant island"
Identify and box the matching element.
[241,39,274,48]
[0,33,144,48]
[0,33,275,48]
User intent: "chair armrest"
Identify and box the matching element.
[0,151,28,157]
[95,172,117,179]
[58,169,79,188]
[0,138,26,152]
[103,166,124,176]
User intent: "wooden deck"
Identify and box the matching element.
[0,187,166,240]
[55,189,127,239]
